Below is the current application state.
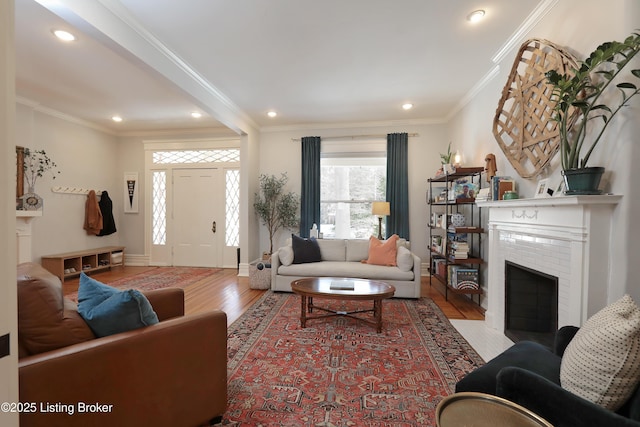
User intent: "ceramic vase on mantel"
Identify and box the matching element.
[21,186,43,211]
[561,167,605,195]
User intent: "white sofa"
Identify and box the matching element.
[270,238,422,299]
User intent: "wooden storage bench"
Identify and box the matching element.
[41,246,125,282]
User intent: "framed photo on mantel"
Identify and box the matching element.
[535,178,554,198]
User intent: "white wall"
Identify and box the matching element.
[12,0,638,311]
[241,129,262,267]
[447,0,640,307]
[257,123,448,264]
[116,136,147,255]
[16,106,123,262]
[1,0,18,425]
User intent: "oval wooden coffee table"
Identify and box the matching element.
[291,277,396,333]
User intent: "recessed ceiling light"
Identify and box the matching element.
[111,116,123,123]
[53,29,76,42]
[467,10,485,23]
[402,103,413,110]
[267,111,277,118]
[191,111,202,118]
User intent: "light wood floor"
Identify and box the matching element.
[63,266,484,325]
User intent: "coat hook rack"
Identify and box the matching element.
[51,186,103,196]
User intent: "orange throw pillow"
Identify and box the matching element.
[364,234,399,266]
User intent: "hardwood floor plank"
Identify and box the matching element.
[63,267,484,324]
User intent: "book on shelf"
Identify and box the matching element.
[451,241,469,251]
[431,235,443,254]
[432,258,447,277]
[491,176,515,200]
[447,265,459,287]
[448,225,482,233]
[447,232,469,258]
[449,253,469,260]
[453,268,479,290]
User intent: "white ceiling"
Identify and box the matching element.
[14,0,545,135]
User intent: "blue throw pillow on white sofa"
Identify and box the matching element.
[77,273,159,337]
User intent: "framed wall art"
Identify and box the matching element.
[124,172,139,213]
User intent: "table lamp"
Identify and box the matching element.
[372,201,390,240]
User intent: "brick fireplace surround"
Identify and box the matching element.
[478,195,621,335]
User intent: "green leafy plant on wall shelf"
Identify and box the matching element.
[23,148,60,192]
[253,173,299,255]
[440,142,453,165]
[439,142,456,175]
[546,31,640,193]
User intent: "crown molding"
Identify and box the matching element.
[35,0,258,135]
[96,0,257,130]
[260,116,446,134]
[16,95,234,139]
[491,0,560,64]
[117,126,234,139]
[16,96,117,136]
[444,65,501,122]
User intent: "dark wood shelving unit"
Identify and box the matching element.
[428,167,484,304]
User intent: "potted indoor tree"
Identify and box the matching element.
[253,173,299,255]
[546,31,640,194]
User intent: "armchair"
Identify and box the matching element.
[17,262,227,427]
[455,326,640,427]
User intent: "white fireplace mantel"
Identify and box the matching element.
[477,195,621,333]
[16,210,42,264]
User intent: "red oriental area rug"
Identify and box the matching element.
[222,292,484,426]
[65,267,221,302]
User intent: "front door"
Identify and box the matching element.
[172,168,219,267]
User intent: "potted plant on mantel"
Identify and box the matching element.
[253,173,299,257]
[546,31,640,194]
[21,148,60,210]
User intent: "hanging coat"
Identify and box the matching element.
[84,190,103,235]
[98,190,117,236]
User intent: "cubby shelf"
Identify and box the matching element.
[41,246,125,283]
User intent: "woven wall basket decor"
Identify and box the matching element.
[493,39,579,179]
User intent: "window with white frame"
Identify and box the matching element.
[225,169,240,247]
[320,151,386,239]
[152,171,167,245]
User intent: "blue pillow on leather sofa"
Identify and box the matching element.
[455,326,640,427]
[77,273,159,337]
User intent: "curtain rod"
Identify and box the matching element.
[291,132,419,142]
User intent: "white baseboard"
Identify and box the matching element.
[124,253,149,266]
[124,255,252,277]
[421,262,430,276]
[238,262,249,277]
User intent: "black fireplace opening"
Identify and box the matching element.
[505,261,558,348]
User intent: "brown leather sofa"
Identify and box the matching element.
[17,262,227,427]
